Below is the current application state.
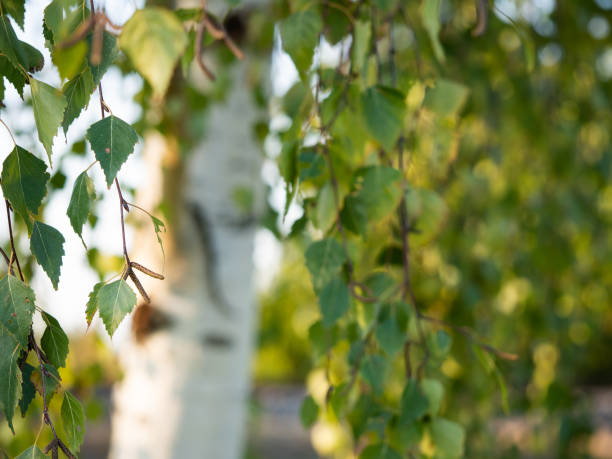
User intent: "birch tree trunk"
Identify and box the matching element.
[108,50,264,458]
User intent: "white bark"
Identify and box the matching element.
[109,60,263,459]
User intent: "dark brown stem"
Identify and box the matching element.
[397,138,429,377]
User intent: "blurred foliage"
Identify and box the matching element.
[254,0,612,457]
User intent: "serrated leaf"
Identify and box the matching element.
[43,0,87,45]
[318,275,349,327]
[86,115,138,186]
[61,391,85,452]
[97,279,136,337]
[0,55,26,98]
[0,330,22,433]
[119,7,188,98]
[30,221,65,290]
[62,67,95,134]
[67,171,95,242]
[0,275,36,349]
[30,78,67,164]
[305,238,345,291]
[85,281,103,327]
[41,312,69,368]
[1,146,50,233]
[88,31,118,86]
[15,446,49,459]
[300,395,318,428]
[421,0,445,62]
[355,166,402,221]
[1,0,25,29]
[0,14,27,70]
[280,9,322,78]
[430,418,465,458]
[362,86,406,151]
[18,363,35,417]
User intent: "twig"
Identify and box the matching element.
[472,0,488,37]
[419,313,518,361]
[0,119,16,147]
[195,0,245,80]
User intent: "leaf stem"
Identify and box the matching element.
[0,119,16,147]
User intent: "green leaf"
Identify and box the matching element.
[318,275,350,327]
[1,0,25,29]
[30,78,67,164]
[0,330,22,433]
[97,279,137,337]
[424,79,469,118]
[85,281,103,327]
[300,395,318,428]
[52,40,87,81]
[359,443,402,459]
[422,378,444,416]
[43,0,88,47]
[67,171,95,242]
[340,195,367,236]
[119,7,188,98]
[61,391,85,452]
[314,183,337,231]
[18,363,36,417]
[305,238,346,291]
[280,9,322,78]
[30,221,65,290]
[88,31,118,86]
[352,20,371,73]
[421,0,445,62]
[0,55,26,98]
[86,115,139,187]
[404,187,447,246]
[151,216,166,264]
[15,446,49,459]
[0,275,36,349]
[62,67,95,134]
[376,314,405,356]
[430,418,465,458]
[41,312,69,368]
[400,379,428,424]
[362,86,406,151]
[360,354,387,395]
[1,146,50,232]
[355,166,402,221]
[86,115,138,187]
[0,14,27,70]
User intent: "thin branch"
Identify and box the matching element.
[0,119,16,147]
[472,0,488,37]
[419,313,518,361]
